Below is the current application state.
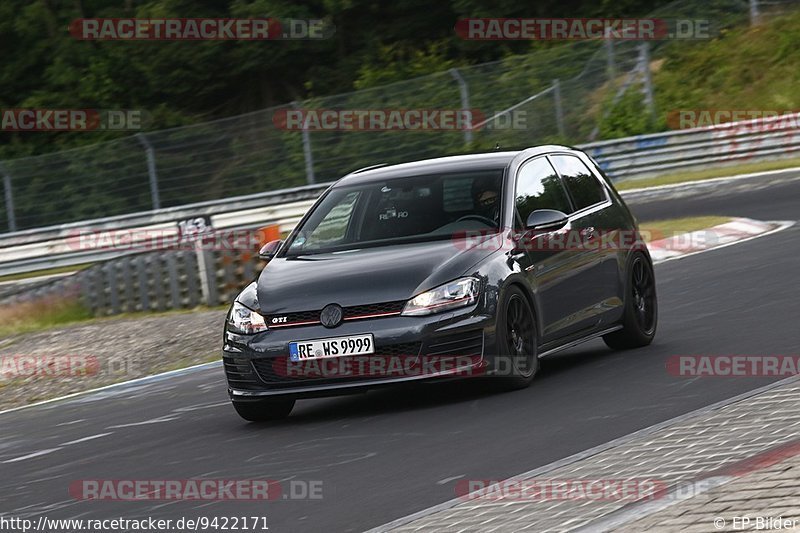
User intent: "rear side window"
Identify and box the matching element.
[514,157,572,228]
[550,155,607,211]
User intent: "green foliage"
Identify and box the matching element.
[0,298,93,337]
[354,41,461,89]
[653,10,800,112]
[594,8,800,140]
[0,0,678,161]
[0,0,797,231]
[597,88,662,139]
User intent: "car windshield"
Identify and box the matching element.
[285,169,504,256]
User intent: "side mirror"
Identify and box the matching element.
[258,239,283,260]
[526,209,569,231]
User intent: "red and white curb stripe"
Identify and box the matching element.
[648,217,795,263]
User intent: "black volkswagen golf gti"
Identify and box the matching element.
[223,145,657,420]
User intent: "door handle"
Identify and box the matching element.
[580,226,598,239]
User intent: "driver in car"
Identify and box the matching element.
[471,177,501,225]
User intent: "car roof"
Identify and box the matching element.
[334,145,577,186]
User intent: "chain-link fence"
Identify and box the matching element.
[0,0,781,233]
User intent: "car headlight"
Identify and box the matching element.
[402,277,481,316]
[227,301,268,334]
[227,283,268,334]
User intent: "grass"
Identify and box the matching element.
[615,158,800,191]
[639,216,732,243]
[0,263,94,283]
[91,304,228,322]
[0,298,94,337]
[0,299,228,338]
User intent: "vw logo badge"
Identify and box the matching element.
[320,304,343,328]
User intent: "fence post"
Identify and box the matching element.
[750,0,761,25]
[638,43,656,121]
[449,68,473,146]
[0,164,17,232]
[136,133,161,210]
[292,102,316,184]
[195,241,218,306]
[552,79,566,138]
[604,28,616,82]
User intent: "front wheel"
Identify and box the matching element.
[603,252,658,350]
[494,286,539,390]
[232,398,295,422]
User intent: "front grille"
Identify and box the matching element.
[344,301,405,319]
[223,356,262,390]
[424,330,484,357]
[264,309,320,327]
[264,300,406,328]
[373,341,423,357]
[251,342,422,386]
[416,331,485,378]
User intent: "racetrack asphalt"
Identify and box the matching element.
[1,174,799,532]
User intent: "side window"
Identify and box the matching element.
[515,157,572,228]
[443,177,474,212]
[549,155,607,211]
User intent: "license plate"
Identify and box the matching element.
[289,334,375,362]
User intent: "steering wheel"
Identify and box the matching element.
[455,214,497,226]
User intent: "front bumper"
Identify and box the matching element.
[224,306,496,400]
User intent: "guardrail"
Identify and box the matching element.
[0,184,328,277]
[1,112,799,278]
[582,112,800,178]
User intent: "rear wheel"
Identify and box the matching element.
[233,398,295,422]
[494,286,539,390]
[603,252,657,350]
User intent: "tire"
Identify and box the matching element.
[232,398,295,422]
[603,252,658,350]
[493,285,539,390]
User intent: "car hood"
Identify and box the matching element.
[256,237,501,313]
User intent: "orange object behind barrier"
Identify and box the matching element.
[257,224,281,247]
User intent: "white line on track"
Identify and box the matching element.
[3,448,62,463]
[107,416,179,429]
[55,418,86,427]
[59,432,113,446]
